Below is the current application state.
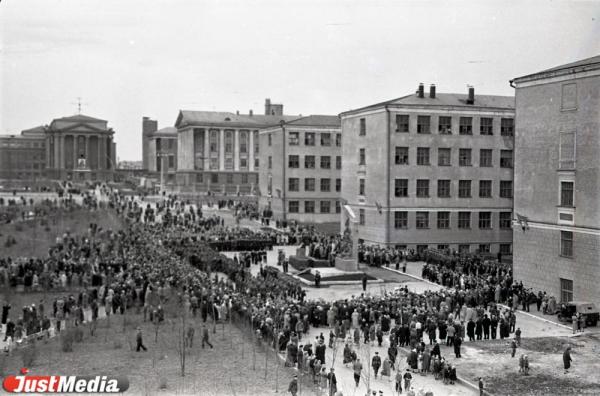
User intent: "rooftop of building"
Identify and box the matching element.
[175,110,302,129]
[151,126,178,136]
[284,115,341,128]
[512,54,600,84]
[341,88,514,116]
[49,113,111,132]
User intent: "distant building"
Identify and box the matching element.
[0,114,117,183]
[174,99,300,194]
[340,84,515,254]
[142,117,158,171]
[511,55,600,305]
[147,126,178,186]
[259,115,342,224]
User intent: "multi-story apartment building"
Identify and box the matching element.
[340,84,515,254]
[258,115,342,224]
[511,55,600,305]
[175,99,300,194]
[0,127,46,181]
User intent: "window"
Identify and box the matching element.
[225,131,233,153]
[437,180,451,197]
[417,147,430,165]
[479,180,492,198]
[320,178,331,192]
[559,131,576,169]
[209,131,219,153]
[396,115,409,133]
[289,178,299,192]
[499,212,512,229]
[479,244,491,253]
[320,201,331,213]
[438,148,451,166]
[225,157,234,170]
[335,178,341,192]
[320,156,331,169]
[335,133,342,147]
[320,133,331,146]
[288,155,299,168]
[416,179,430,197]
[395,179,408,197]
[336,156,342,170]
[268,156,272,169]
[500,150,513,168]
[168,155,175,169]
[304,155,315,169]
[156,138,162,152]
[480,118,493,135]
[459,244,470,254]
[560,278,574,302]
[289,132,299,145]
[439,116,452,134]
[479,212,492,229]
[359,118,366,136]
[359,178,365,195]
[359,209,365,225]
[239,131,248,153]
[458,212,471,229]
[196,173,203,183]
[417,116,430,134]
[305,201,315,213]
[561,83,577,110]
[289,201,299,213]
[268,133,272,146]
[241,174,248,184]
[480,149,493,167]
[395,147,409,165]
[459,149,472,166]
[305,132,315,146]
[335,200,341,213]
[500,180,512,198]
[417,245,428,253]
[560,181,574,207]
[394,211,408,229]
[458,180,471,198]
[226,174,233,184]
[254,131,259,154]
[500,244,512,254]
[211,173,219,184]
[304,178,315,191]
[359,148,366,165]
[501,118,514,136]
[416,212,429,229]
[459,117,473,135]
[254,158,259,169]
[437,244,449,251]
[560,231,573,258]
[437,212,450,229]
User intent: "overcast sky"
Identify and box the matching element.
[1,0,598,161]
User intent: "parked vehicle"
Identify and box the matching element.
[557,301,599,326]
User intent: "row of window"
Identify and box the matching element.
[357,178,513,199]
[358,147,513,168]
[288,200,342,214]
[194,173,256,184]
[287,155,342,170]
[359,116,514,136]
[200,157,259,171]
[388,211,513,230]
[288,178,341,192]
[281,132,342,147]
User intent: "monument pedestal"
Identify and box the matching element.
[335,257,358,272]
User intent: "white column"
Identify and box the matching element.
[85,136,90,167]
[219,129,225,170]
[249,130,255,171]
[234,130,240,171]
[72,135,77,169]
[203,129,209,171]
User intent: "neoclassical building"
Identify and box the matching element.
[44,114,117,181]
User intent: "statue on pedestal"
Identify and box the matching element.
[338,218,353,258]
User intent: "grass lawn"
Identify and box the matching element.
[0,208,123,258]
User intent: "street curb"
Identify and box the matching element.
[380,266,440,288]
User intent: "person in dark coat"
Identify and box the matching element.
[431,341,441,359]
[362,275,368,292]
[327,368,337,396]
[467,319,475,341]
[288,375,298,396]
[490,315,498,340]
[453,337,462,358]
[482,314,491,340]
[563,346,572,374]
[372,351,382,378]
[315,339,326,366]
[475,318,483,340]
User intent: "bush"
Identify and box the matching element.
[22,344,38,367]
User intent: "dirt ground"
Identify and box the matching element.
[448,335,600,395]
[0,208,123,258]
[0,311,301,396]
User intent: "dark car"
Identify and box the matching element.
[557,301,599,326]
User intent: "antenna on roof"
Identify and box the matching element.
[70,97,89,114]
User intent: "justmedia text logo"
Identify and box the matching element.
[3,368,129,393]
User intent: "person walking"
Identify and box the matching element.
[372,351,382,379]
[136,326,147,352]
[515,327,522,346]
[395,370,403,394]
[511,339,517,358]
[403,369,412,392]
[352,358,363,387]
[362,274,368,292]
[288,375,298,396]
[478,377,484,396]
[563,346,572,374]
[202,324,214,349]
